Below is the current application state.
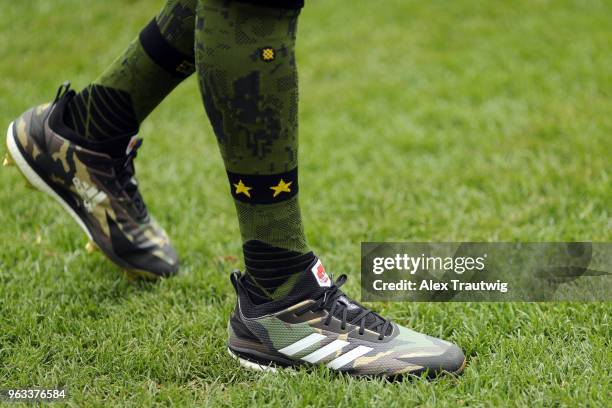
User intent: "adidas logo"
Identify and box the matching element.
[73,177,107,212]
[278,333,373,369]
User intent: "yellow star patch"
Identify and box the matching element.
[270,178,292,198]
[233,179,252,198]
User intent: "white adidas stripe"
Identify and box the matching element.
[278,333,326,356]
[301,339,349,363]
[91,191,107,206]
[277,333,374,370]
[85,186,98,197]
[326,345,373,370]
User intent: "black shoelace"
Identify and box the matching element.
[294,274,392,340]
[113,146,147,220]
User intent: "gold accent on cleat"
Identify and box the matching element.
[85,241,98,253]
[3,153,15,167]
[23,178,36,190]
[124,269,162,282]
[124,270,137,283]
[14,170,37,190]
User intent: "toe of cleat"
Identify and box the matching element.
[3,153,15,167]
[83,241,161,282]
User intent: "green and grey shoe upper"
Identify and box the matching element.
[6,83,178,278]
[228,258,466,377]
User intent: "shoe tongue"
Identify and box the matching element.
[125,136,143,155]
[87,135,138,158]
[308,258,333,288]
[294,257,391,335]
[290,257,333,300]
[292,257,355,308]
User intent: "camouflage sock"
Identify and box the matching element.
[195,0,309,298]
[65,0,197,141]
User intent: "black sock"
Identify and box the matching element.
[242,240,315,304]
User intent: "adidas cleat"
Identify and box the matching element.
[228,259,466,378]
[5,83,179,279]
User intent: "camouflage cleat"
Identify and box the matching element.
[4,83,179,279]
[227,258,466,378]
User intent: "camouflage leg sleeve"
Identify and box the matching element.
[65,0,197,141]
[195,0,309,254]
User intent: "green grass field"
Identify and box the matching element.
[1,0,610,406]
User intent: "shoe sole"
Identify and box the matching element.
[228,348,281,373]
[228,344,467,379]
[5,121,160,281]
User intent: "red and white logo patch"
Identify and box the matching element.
[311,259,331,287]
[125,136,143,155]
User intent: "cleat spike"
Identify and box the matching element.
[125,269,159,282]
[3,153,15,167]
[85,241,98,254]
[14,170,37,190]
[23,179,36,190]
[124,270,139,283]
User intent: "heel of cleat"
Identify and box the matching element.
[85,241,98,254]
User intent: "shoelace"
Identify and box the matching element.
[112,140,147,220]
[294,274,392,341]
